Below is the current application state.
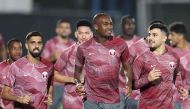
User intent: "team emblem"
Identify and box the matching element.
[42,72,48,79]
[169,62,176,69]
[109,49,116,56]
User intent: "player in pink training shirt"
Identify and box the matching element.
[74,13,132,109]
[119,15,140,109]
[54,20,93,109]
[1,31,54,109]
[0,38,22,109]
[41,19,75,109]
[168,22,190,109]
[0,34,7,61]
[133,23,188,109]
[41,19,74,63]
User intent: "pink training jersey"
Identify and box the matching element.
[133,48,183,109]
[118,35,140,95]
[128,38,149,100]
[0,60,14,109]
[41,36,74,61]
[4,57,53,109]
[54,43,83,109]
[75,37,129,103]
[171,46,190,109]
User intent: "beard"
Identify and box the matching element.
[150,47,156,51]
[29,48,42,58]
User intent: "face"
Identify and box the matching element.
[9,42,22,61]
[147,28,167,49]
[122,18,135,36]
[26,36,43,58]
[56,22,71,38]
[75,26,93,43]
[94,16,113,37]
[168,32,180,47]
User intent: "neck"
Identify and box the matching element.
[7,58,14,64]
[58,36,69,43]
[95,34,110,43]
[123,34,134,40]
[177,39,189,50]
[27,54,40,64]
[153,43,166,55]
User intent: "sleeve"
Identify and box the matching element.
[75,46,85,67]
[4,64,16,87]
[49,66,54,86]
[133,57,150,89]
[41,41,52,59]
[176,60,190,90]
[54,53,67,73]
[128,44,137,64]
[121,42,130,64]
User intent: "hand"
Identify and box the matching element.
[54,51,62,59]
[76,83,85,96]
[148,67,161,82]
[179,87,189,100]
[125,85,132,97]
[16,94,31,104]
[44,94,53,106]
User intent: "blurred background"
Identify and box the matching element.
[0,0,190,47]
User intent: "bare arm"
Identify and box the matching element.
[74,65,83,83]
[54,70,75,83]
[122,62,133,94]
[2,85,31,104]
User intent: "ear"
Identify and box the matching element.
[25,43,28,50]
[55,28,59,34]
[90,31,93,38]
[163,35,167,42]
[93,24,98,31]
[75,31,78,39]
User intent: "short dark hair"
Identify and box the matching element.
[93,13,110,24]
[25,31,43,42]
[7,38,22,49]
[149,23,169,36]
[149,20,164,26]
[169,22,187,35]
[76,19,92,30]
[121,15,135,26]
[56,19,70,27]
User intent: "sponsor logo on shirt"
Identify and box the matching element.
[109,49,116,56]
[42,71,48,79]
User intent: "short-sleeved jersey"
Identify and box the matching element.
[0,60,14,109]
[75,37,129,103]
[4,57,53,109]
[118,35,140,96]
[170,46,190,109]
[41,36,74,61]
[54,44,83,109]
[133,48,180,109]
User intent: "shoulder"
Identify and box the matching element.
[78,38,93,49]
[45,37,57,45]
[0,60,8,70]
[60,44,76,58]
[108,37,127,49]
[14,57,28,67]
[40,58,53,68]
